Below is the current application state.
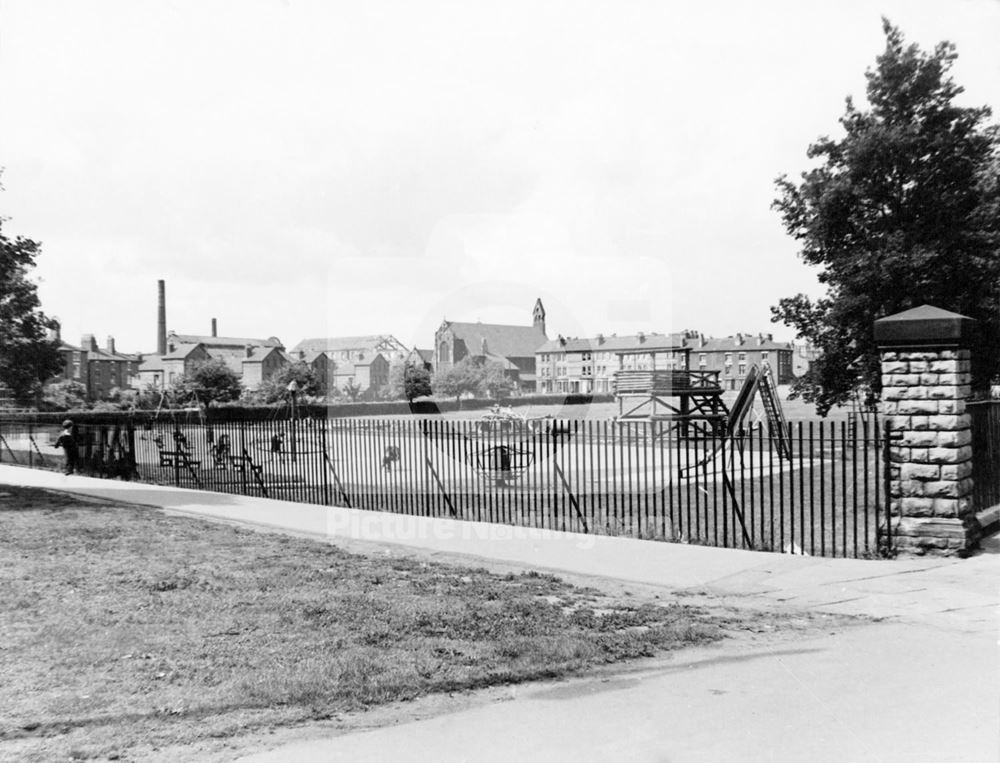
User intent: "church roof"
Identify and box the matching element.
[442,321,547,359]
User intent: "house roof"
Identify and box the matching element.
[696,335,792,352]
[443,321,548,359]
[537,332,688,354]
[240,346,286,365]
[169,333,283,349]
[161,343,204,361]
[138,354,165,372]
[482,351,518,371]
[292,349,329,365]
[409,348,433,363]
[292,335,407,354]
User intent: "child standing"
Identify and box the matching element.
[55,419,78,475]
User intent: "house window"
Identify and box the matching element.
[738,363,747,376]
[698,353,706,368]
[738,352,746,362]
[761,351,769,365]
[582,351,592,361]
[724,364,732,375]
[724,353,732,364]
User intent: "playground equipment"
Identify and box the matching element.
[614,364,793,549]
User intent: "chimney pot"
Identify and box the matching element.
[106,336,116,355]
[245,344,254,358]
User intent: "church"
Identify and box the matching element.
[433,299,549,393]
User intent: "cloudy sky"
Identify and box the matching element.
[2,0,998,354]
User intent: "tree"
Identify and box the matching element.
[388,361,433,402]
[176,358,242,408]
[477,361,515,399]
[431,357,483,402]
[342,379,362,402]
[0,214,62,403]
[40,380,88,411]
[772,20,1000,415]
[256,361,322,404]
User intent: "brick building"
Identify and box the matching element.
[434,299,548,392]
[137,331,289,392]
[535,332,690,394]
[49,328,140,401]
[691,333,794,389]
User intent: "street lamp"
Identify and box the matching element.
[287,379,299,462]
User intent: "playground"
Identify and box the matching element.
[0,366,890,558]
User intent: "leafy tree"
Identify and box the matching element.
[40,379,88,411]
[256,361,322,403]
[772,20,1000,415]
[431,358,482,402]
[176,358,242,408]
[388,361,433,402]
[0,214,62,403]
[477,361,515,399]
[342,379,362,402]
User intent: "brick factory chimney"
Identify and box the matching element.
[211,318,217,338]
[157,280,167,356]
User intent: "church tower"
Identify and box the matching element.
[532,298,546,336]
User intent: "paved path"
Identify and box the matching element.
[2,465,998,761]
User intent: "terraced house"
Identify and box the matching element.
[690,333,794,390]
[535,332,691,394]
[50,327,140,401]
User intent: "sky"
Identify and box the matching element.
[1,0,998,355]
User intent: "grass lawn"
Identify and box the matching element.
[0,485,815,762]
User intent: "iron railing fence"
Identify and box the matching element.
[1,415,893,559]
[969,400,1000,512]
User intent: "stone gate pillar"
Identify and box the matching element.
[874,305,978,555]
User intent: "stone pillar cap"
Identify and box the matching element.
[874,304,976,347]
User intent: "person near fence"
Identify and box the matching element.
[214,433,231,468]
[382,444,400,471]
[54,419,78,475]
[270,431,284,462]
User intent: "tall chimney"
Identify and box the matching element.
[211,318,217,338]
[106,336,116,355]
[157,280,167,355]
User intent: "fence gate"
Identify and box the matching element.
[969,401,1000,512]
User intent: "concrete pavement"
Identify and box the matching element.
[2,464,999,761]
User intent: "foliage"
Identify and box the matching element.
[772,20,1000,414]
[433,358,517,401]
[255,361,322,404]
[431,358,483,402]
[40,380,88,411]
[0,213,63,403]
[342,378,362,402]
[176,358,242,407]
[478,361,515,399]
[388,361,433,402]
